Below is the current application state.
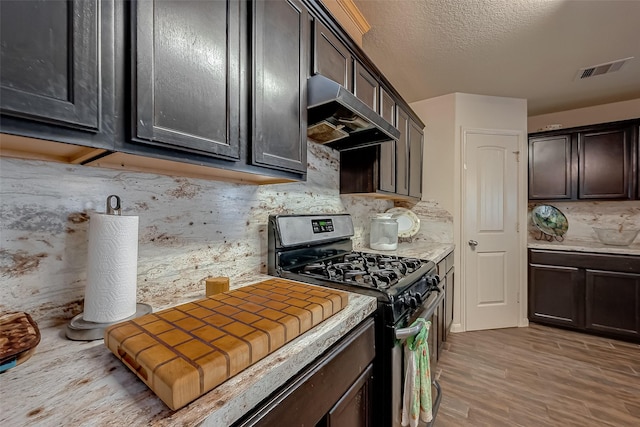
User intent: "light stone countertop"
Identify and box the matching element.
[0,277,377,427]
[528,239,640,256]
[354,242,455,265]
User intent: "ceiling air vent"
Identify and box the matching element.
[575,57,634,80]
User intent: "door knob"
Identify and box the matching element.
[468,240,478,247]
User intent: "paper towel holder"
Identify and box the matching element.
[66,303,152,341]
[106,194,121,215]
[66,195,151,341]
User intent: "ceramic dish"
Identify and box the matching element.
[531,205,568,237]
[386,207,420,238]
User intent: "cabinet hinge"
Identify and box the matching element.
[516,222,520,232]
[513,151,520,162]
[517,291,520,304]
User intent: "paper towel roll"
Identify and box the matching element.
[84,213,139,323]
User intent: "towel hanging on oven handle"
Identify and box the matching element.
[395,290,445,340]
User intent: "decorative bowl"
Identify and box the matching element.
[593,227,640,246]
[531,205,568,237]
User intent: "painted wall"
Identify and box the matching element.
[411,92,529,332]
[0,143,392,326]
[411,94,456,213]
[528,98,640,132]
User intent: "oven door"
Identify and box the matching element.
[391,289,444,427]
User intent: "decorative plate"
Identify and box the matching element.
[531,205,568,237]
[386,207,421,238]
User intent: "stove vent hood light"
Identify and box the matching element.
[306,74,400,151]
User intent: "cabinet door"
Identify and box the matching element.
[395,107,410,196]
[585,270,640,338]
[578,127,632,199]
[324,364,373,427]
[408,119,423,199]
[445,268,454,339]
[428,310,439,366]
[353,62,378,112]
[528,263,584,328]
[378,88,396,193]
[436,297,445,360]
[234,319,375,427]
[0,0,100,131]
[528,134,574,199]
[313,20,352,90]
[252,0,308,173]
[134,0,241,159]
[637,124,640,199]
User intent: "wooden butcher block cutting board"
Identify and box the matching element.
[104,278,348,410]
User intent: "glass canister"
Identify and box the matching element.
[369,213,399,250]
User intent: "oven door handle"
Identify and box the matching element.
[395,290,445,340]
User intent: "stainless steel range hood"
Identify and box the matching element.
[307,74,400,151]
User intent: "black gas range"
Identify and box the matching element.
[268,213,442,426]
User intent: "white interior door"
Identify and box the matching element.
[463,129,520,331]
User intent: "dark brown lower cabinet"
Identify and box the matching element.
[321,365,373,427]
[529,263,584,328]
[429,305,440,364]
[586,269,640,338]
[528,249,640,342]
[438,251,455,342]
[234,317,375,427]
[445,267,454,337]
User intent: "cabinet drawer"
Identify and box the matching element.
[445,251,454,273]
[529,249,640,274]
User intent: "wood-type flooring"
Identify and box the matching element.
[434,324,640,426]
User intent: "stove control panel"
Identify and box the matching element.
[311,218,334,233]
[272,214,354,248]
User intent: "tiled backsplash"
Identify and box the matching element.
[0,143,393,326]
[528,200,640,242]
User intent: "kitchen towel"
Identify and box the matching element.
[401,318,432,427]
[84,212,139,323]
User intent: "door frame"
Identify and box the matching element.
[456,127,529,332]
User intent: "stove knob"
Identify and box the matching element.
[399,295,417,309]
[411,292,423,305]
[407,295,418,309]
[428,275,441,287]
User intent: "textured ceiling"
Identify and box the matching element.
[352,0,640,116]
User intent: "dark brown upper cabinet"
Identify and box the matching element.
[395,107,410,196]
[578,127,633,199]
[635,123,640,199]
[132,0,242,160]
[528,119,639,201]
[1,0,307,183]
[378,88,396,193]
[0,0,115,150]
[313,20,353,90]
[408,117,423,200]
[354,61,379,113]
[1,0,99,130]
[251,0,309,173]
[119,0,307,180]
[528,134,574,199]
[339,88,423,200]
